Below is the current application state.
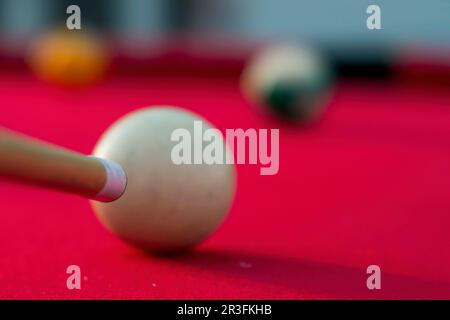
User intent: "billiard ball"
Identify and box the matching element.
[241,44,333,123]
[91,107,236,252]
[0,106,236,253]
[27,29,110,87]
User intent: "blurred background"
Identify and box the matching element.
[1,0,450,42]
[1,0,450,59]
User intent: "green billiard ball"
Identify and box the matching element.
[241,44,334,123]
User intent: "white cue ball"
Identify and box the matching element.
[91,107,236,253]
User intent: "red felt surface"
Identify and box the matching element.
[1,72,450,299]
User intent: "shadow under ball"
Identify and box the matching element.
[91,107,236,253]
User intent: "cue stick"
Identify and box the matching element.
[0,129,127,202]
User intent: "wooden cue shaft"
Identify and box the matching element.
[0,129,108,199]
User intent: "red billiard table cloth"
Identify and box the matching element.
[1,71,450,299]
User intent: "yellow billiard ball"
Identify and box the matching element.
[27,29,110,87]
